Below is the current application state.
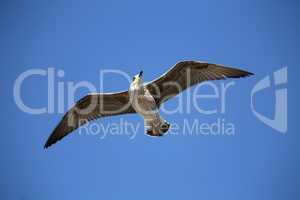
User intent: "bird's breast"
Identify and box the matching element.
[129,87,157,117]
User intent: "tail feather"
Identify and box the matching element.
[146,121,170,137]
[160,121,170,134]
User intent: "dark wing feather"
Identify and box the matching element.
[44,91,135,148]
[146,60,253,106]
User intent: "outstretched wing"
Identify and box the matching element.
[44,91,135,148]
[146,60,253,106]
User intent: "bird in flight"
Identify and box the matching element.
[44,60,253,148]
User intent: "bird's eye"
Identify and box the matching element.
[132,77,136,81]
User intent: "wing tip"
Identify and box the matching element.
[242,70,254,77]
[44,139,54,149]
[44,130,62,149]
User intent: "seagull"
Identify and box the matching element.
[44,60,253,148]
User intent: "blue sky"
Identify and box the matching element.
[0,0,299,199]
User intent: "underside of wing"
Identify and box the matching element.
[44,91,135,148]
[146,60,253,106]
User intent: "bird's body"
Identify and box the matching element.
[129,72,169,136]
[44,60,253,148]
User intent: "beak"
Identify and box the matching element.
[139,70,143,77]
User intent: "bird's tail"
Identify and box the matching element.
[160,121,170,134]
[146,120,170,137]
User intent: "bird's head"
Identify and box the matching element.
[132,70,143,85]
